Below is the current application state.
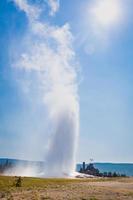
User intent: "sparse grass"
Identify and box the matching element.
[127,191,133,197]
[89,198,98,200]
[0,175,133,200]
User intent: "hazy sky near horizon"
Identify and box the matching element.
[0,0,133,163]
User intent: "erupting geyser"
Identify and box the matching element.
[12,0,79,177]
[45,107,79,177]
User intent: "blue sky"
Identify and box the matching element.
[0,0,133,163]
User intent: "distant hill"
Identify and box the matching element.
[0,158,44,169]
[0,158,43,166]
[0,158,133,176]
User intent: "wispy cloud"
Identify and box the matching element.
[13,0,41,20]
[48,0,60,16]
[13,0,60,19]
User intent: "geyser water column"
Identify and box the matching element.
[46,112,78,177]
[13,0,79,177]
[45,87,79,177]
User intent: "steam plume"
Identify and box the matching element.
[13,0,79,177]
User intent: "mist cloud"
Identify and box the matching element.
[12,0,79,177]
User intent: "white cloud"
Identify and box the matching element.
[48,0,59,16]
[13,0,41,20]
[13,0,60,18]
